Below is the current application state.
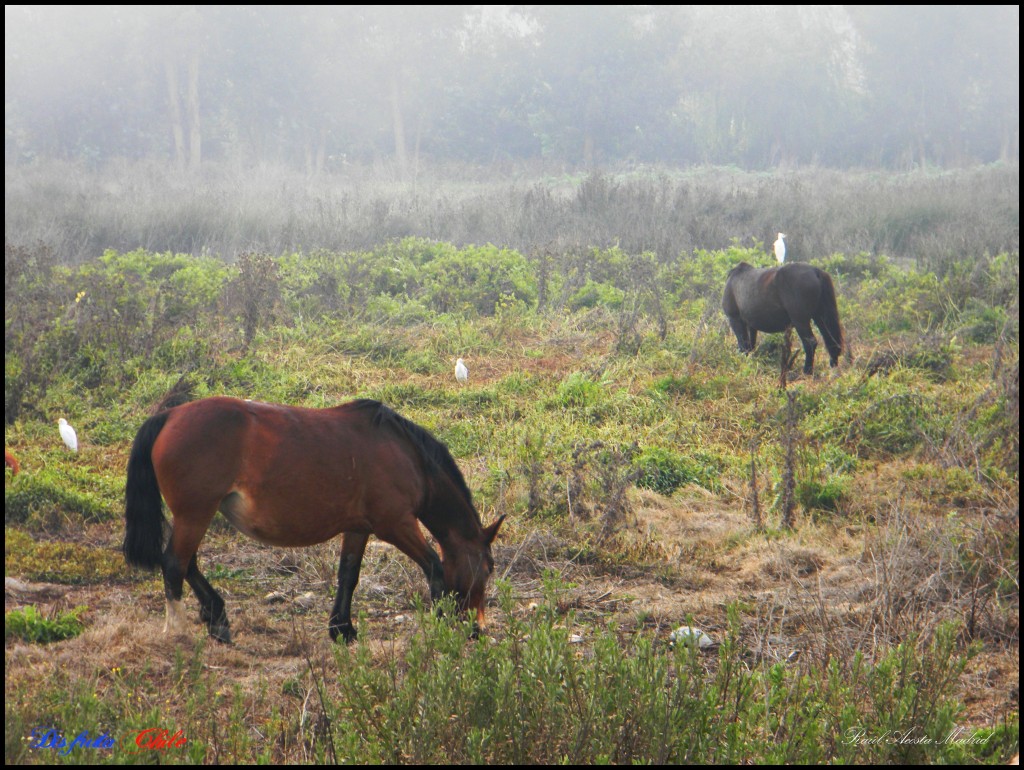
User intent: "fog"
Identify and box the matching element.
[5,5,1018,173]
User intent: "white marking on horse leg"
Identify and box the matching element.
[163,598,186,633]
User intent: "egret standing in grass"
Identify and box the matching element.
[455,358,468,384]
[58,418,78,452]
[774,233,787,265]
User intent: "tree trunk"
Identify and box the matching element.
[165,61,187,170]
[1000,122,1020,163]
[583,133,595,168]
[186,53,202,171]
[304,127,327,177]
[390,72,408,178]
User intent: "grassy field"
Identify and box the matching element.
[4,234,1019,763]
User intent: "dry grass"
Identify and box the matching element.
[10,475,1015,739]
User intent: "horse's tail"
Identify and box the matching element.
[5,448,20,475]
[816,269,845,360]
[123,411,172,570]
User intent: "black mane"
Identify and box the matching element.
[349,399,481,534]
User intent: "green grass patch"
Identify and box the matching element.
[4,469,116,525]
[5,528,127,585]
[5,604,87,644]
[634,445,722,495]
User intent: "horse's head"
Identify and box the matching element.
[444,515,505,631]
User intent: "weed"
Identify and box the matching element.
[5,604,87,643]
[6,528,126,584]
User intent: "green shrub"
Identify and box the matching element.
[649,373,721,400]
[955,298,1010,344]
[553,372,605,409]
[5,605,87,643]
[4,470,114,524]
[420,243,537,315]
[671,244,760,303]
[796,476,849,514]
[634,445,722,495]
[568,279,625,311]
[320,585,1002,765]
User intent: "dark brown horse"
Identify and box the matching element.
[722,262,844,375]
[123,396,504,644]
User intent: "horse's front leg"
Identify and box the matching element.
[375,523,446,609]
[728,317,756,353]
[330,532,370,644]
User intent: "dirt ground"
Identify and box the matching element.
[5,487,1018,736]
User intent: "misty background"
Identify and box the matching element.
[3,5,1020,264]
[5,5,1020,171]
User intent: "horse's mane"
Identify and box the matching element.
[349,399,481,530]
[153,374,197,414]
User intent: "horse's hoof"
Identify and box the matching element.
[210,624,232,644]
[330,624,357,645]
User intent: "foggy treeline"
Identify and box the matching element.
[5,5,1020,173]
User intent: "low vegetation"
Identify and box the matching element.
[5,605,87,645]
[4,189,1019,763]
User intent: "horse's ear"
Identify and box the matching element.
[483,514,505,545]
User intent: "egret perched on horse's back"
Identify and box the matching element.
[774,233,787,265]
[455,358,468,384]
[722,261,844,376]
[770,233,786,266]
[58,418,78,452]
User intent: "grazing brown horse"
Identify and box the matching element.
[722,262,844,375]
[123,397,504,644]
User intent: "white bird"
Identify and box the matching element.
[455,358,468,384]
[774,233,787,265]
[669,625,715,649]
[58,418,78,452]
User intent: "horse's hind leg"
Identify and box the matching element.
[793,322,818,375]
[330,532,369,644]
[814,319,842,368]
[161,540,188,634]
[186,555,231,643]
[161,512,225,640]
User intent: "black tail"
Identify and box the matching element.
[123,411,171,570]
[816,270,845,362]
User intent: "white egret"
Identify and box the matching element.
[455,358,468,384]
[58,418,78,452]
[774,233,787,265]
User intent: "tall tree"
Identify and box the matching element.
[525,6,677,167]
[850,5,1019,167]
[145,6,211,171]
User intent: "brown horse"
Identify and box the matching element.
[722,262,844,375]
[123,396,504,644]
[5,448,20,475]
